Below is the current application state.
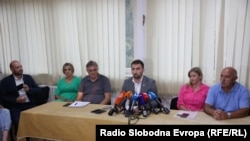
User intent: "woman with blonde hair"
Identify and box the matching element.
[177,67,210,111]
[55,63,81,102]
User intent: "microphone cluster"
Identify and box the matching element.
[108,91,132,116]
[108,91,170,117]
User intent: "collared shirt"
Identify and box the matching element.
[132,76,143,94]
[14,75,30,102]
[177,83,209,111]
[78,74,112,104]
[205,82,250,112]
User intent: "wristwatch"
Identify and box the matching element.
[227,112,231,118]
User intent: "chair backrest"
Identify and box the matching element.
[170,97,178,110]
[35,86,50,105]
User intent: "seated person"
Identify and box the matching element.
[121,59,158,94]
[204,67,250,120]
[76,60,112,105]
[55,63,81,102]
[121,59,163,113]
[177,67,209,111]
[0,98,11,141]
[0,60,42,134]
[0,107,11,141]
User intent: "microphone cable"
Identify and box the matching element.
[127,106,148,125]
[128,111,139,125]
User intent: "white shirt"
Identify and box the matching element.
[132,76,143,94]
[14,76,30,102]
[125,76,143,109]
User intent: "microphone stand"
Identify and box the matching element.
[120,99,127,114]
[141,105,147,117]
[108,105,118,116]
[149,101,160,114]
[155,99,170,114]
[127,98,140,125]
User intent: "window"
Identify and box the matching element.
[126,0,134,68]
[126,0,146,70]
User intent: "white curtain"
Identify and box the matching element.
[146,0,250,97]
[0,0,126,92]
[1,0,250,97]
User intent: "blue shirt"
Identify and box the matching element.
[205,82,250,112]
[0,108,12,139]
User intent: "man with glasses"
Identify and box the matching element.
[76,60,112,105]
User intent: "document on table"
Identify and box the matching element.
[68,101,90,108]
[174,110,198,119]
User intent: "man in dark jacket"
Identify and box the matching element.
[0,60,41,134]
[121,59,169,116]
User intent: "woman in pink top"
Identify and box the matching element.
[177,67,209,111]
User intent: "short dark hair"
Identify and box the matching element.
[131,59,144,68]
[86,60,98,68]
[62,63,74,73]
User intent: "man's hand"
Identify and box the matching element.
[23,84,30,92]
[212,109,227,120]
[16,95,26,103]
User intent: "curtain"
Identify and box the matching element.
[0,0,126,92]
[146,0,250,97]
[1,0,250,97]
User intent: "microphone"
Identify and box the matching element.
[108,91,126,116]
[127,93,139,116]
[142,92,159,114]
[148,91,170,114]
[141,92,150,102]
[138,93,147,117]
[124,91,133,100]
[108,91,133,116]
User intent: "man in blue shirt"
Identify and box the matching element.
[204,67,249,120]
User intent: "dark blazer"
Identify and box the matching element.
[121,75,158,94]
[0,90,3,106]
[0,74,41,108]
[121,75,162,110]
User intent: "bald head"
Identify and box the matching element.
[10,60,20,69]
[222,67,237,77]
[220,67,238,91]
[10,60,23,77]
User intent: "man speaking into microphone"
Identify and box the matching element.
[121,59,160,110]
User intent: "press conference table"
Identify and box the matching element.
[17,101,250,141]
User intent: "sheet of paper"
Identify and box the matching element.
[174,110,198,119]
[68,101,90,108]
